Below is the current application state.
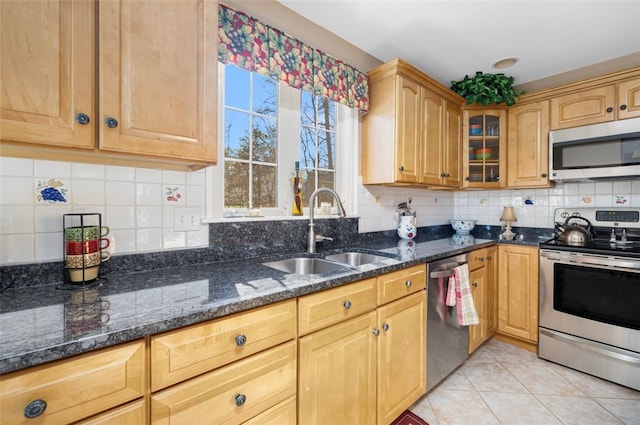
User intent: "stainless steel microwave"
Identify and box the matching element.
[549,117,640,181]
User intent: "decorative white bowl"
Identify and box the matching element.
[450,219,477,235]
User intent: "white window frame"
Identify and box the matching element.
[204,63,358,221]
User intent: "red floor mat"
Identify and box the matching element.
[390,410,429,425]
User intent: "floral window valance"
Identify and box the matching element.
[218,3,369,112]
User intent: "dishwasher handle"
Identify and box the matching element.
[429,262,465,278]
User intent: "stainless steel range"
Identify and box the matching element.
[539,207,640,391]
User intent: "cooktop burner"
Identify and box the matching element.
[542,207,640,258]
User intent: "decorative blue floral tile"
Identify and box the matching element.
[35,179,68,203]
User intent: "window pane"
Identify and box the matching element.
[253,74,277,117]
[224,109,250,160]
[300,91,315,126]
[317,97,335,130]
[301,171,316,205]
[225,64,250,110]
[225,161,249,208]
[300,126,317,169]
[318,130,335,169]
[253,115,277,163]
[252,164,277,208]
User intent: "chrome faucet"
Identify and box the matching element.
[307,188,347,253]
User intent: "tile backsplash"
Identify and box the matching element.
[0,157,208,265]
[1,156,638,266]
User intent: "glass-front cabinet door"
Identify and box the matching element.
[462,108,507,188]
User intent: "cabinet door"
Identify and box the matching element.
[498,245,539,343]
[377,291,426,425]
[420,88,444,185]
[463,109,505,188]
[485,245,499,336]
[443,101,463,187]
[617,77,640,120]
[550,85,615,129]
[394,76,421,183]
[468,267,486,354]
[298,312,377,425]
[98,0,217,163]
[0,0,94,148]
[152,342,296,425]
[0,341,145,425]
[507,101,550,188]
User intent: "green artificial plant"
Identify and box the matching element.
[450,72,525,106]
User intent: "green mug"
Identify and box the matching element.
[65,226,110,242]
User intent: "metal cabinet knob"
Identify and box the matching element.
[479,257,485,262]
[24,399,47,418]
[235,334,247,346]
[343,300,352,310]
[487,255,493,260]
[104,117,119,128]
[399,166,405,171]
[606,107,614,113]
[620,104,627,110]
[541,173,548,178]
[382,323,390,332]
[372,328,380,336]
[75,113,90,125]
[405,280,412,287]
[472,282,478,288]
[235,394,247,407]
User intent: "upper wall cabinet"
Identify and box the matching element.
[462,108,506,189]
[361,59,464,188]
[0,0,218,170]
[550,76,640,130]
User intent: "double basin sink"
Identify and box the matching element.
[263,251,396,275]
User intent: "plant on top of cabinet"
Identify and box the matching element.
[451,72,525,106]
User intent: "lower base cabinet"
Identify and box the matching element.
[76,399,147,424]
[298,265,427,425]
[151,341,296,425]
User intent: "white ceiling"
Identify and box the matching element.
[277,0,640,91]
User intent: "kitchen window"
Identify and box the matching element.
[206,64,359,219]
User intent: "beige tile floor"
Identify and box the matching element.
[410,339,640,425]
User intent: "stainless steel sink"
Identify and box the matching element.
[262,257,352,275]
[323,252,392,267]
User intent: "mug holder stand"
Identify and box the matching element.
[62,213,107,287]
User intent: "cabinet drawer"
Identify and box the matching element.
[0,340,145,425]
[151,341,296,425]
[377,264,426,305]
[243,396,296,425]
[75,399,146,424]
[151,299,296,391]
[298,278,377,336]
[469,248,488,271]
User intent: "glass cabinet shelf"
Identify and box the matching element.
[463,109,506,187]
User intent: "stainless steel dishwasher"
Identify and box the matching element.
[426,253,470,391]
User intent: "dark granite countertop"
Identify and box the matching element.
[0,235,546,374]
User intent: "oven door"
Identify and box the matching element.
[539,249,640,353]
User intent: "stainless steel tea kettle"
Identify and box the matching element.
[555,216,595,246]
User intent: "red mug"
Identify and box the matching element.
[66,238,110,255]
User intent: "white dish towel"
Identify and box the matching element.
[445,263,479,326]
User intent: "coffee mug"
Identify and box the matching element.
[65,226,110,242]
[66,238,110,255]
[65,251,111,268]
[68,266,100,282]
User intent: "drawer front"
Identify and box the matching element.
[151,299,296,391]
[0,340,145,425]
[377,264,426,305]
[298,278,377,336]
[151,341,296,425]
[469,248,488,271]
[75,399,146,424]
[243,396,296,425]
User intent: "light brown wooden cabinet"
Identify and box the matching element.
[361,58,464,188]
[0,340,145,425]
[507,100,550,188]
[467,246,498,353]
[75,399,147,425]
[497,244,539,347]
[462,108,507,188]
[298,264,426,425]
[550,76,640,129]
[0,0,217,170]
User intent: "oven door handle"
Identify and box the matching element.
[540,329,640,364]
